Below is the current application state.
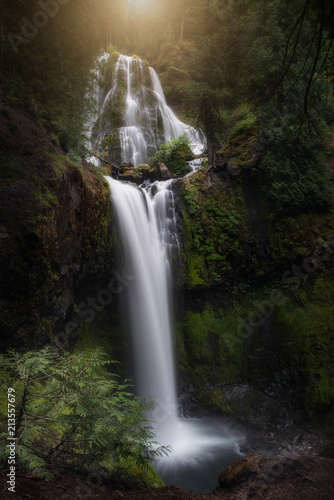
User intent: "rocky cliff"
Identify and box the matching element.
[0,96,112,351]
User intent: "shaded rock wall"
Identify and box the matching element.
[173,146,334,436]
[0,99,112,350]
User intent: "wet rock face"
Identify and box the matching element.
[0,101,108,350]
[154,162,175,181]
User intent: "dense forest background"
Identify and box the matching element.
[1,0,333,215]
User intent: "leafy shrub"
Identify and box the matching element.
[259,140,331,216]
[149,134,193,175]
[0,348,169,480]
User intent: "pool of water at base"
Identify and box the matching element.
[153,417,245,493]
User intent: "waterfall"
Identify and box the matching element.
[106,176,179,438]
[90,53,204,166]
[101,53,242,494]
[149,67,203,155]
[106,174,243,492]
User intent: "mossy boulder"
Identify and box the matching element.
[219,452,261,488]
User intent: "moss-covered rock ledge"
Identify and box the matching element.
[173,135,334,437]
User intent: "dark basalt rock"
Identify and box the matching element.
[219,452,261,488]
[0,99,109,350]
[153,162,175,181]
[218,452,334,499]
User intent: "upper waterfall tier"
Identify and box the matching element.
[90,53,204,167]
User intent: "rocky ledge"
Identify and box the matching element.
[217,451,334,499]
[118,161,175,183]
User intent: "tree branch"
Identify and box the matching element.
[88,151,119,172]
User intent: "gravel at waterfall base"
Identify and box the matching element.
[1,452,334,500]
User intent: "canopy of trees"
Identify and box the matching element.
[1,0,333,213]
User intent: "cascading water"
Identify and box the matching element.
[105,176,179,439]
[97,53,242,493]
[106,176,243,493]
[90,53,204,166]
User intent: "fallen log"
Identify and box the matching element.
[88,151,119,172]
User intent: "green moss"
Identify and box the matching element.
[178,305,246,390]
[177,269,334,425]
[32,186,58,210]
[178,171,248,288]
[274,277,334,420]
[38,150,68,175]
[81,199,114,281]
[136,163,154,172]
[219,452,261,488]
[230,112,258,138]
[197,389,233,414]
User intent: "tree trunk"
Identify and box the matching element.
[207,132,217,167]
[179,0,187,43]
[179,11,185,42]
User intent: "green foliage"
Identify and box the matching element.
[0,348,169,480]
[231,112,257,138]
[258,140,331,215]
[1,0,109,155]
[149,135,193,175]
[241,0,333,130]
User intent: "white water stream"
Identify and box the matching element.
[105,176,178,436]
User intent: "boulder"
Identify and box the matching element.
[218,452,334,500]
[219,452,261,488]
[118,162,145,184]
[152,162,175,181]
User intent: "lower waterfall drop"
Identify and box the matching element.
[106,176,179,440]
[106,176,243,493]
